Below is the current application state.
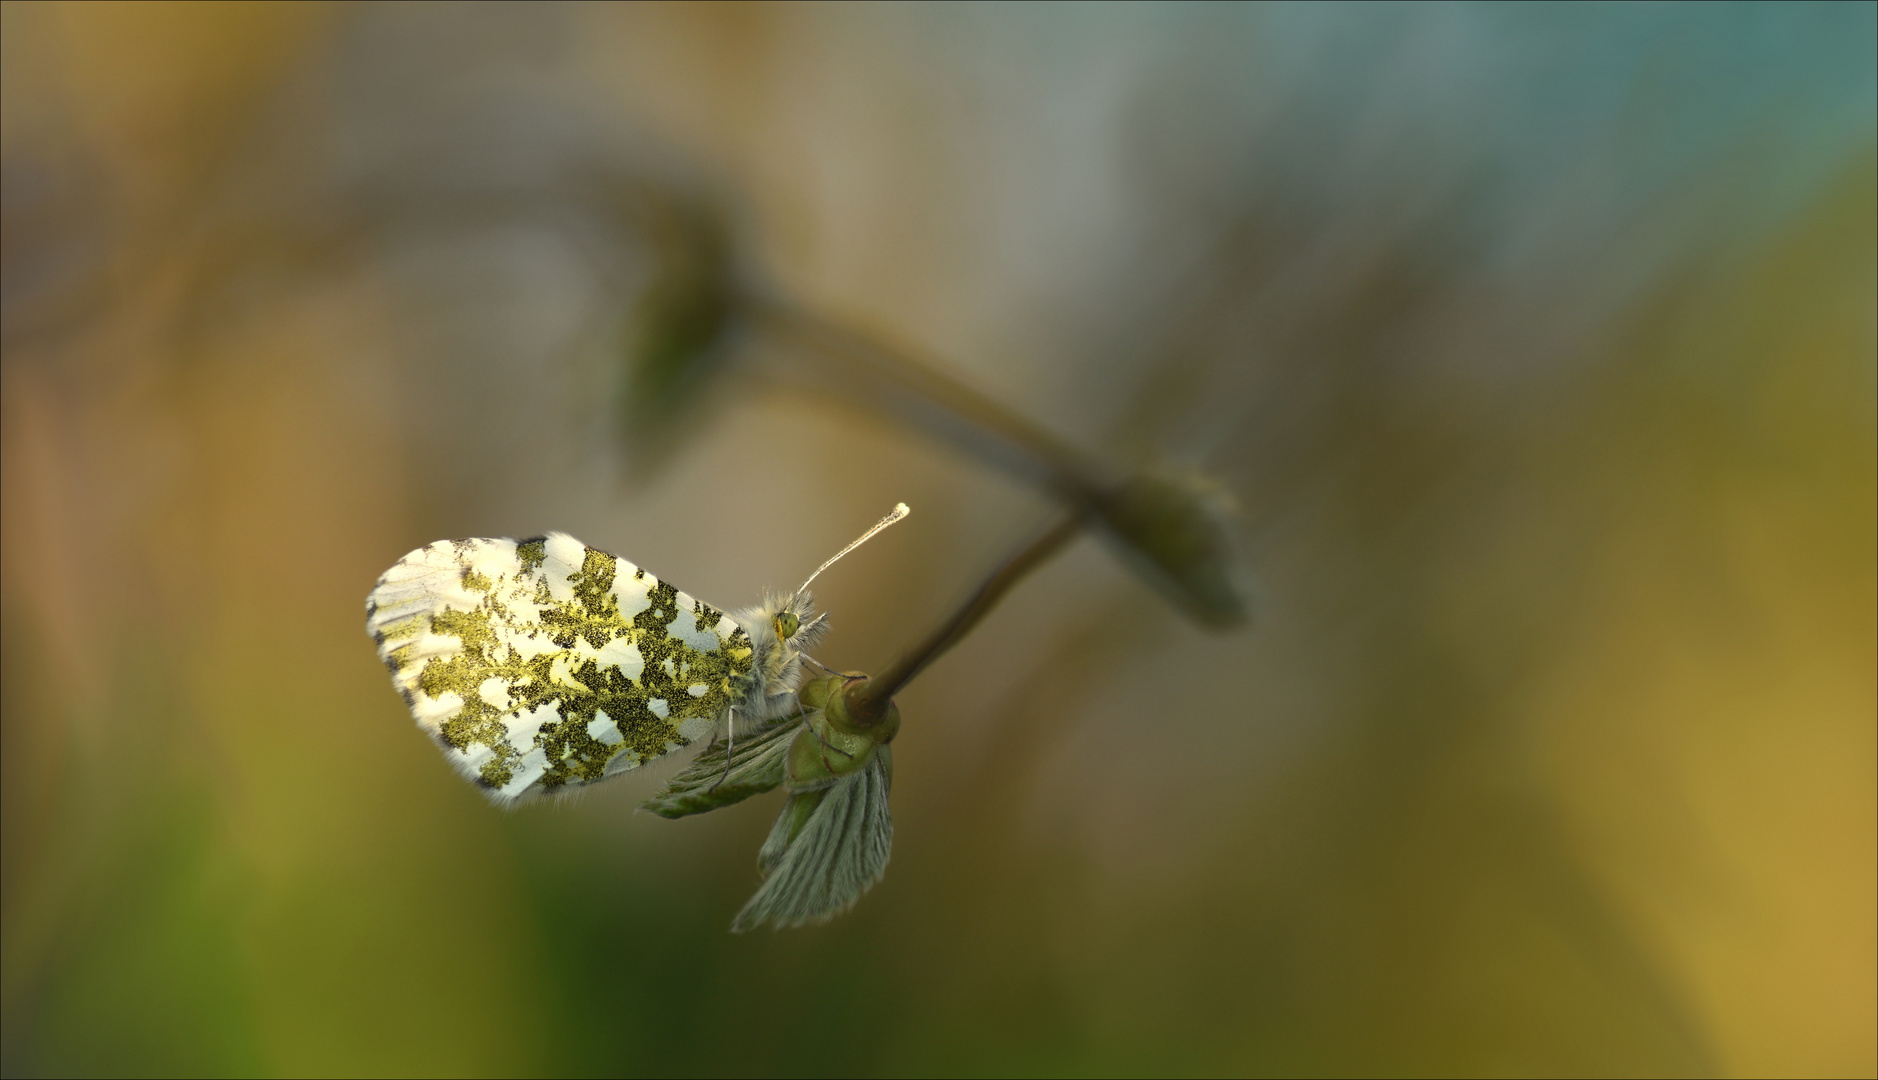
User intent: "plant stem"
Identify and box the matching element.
[751,296,1116,498]
[843,510,1086,724]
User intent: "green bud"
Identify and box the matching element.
[797,674,840,711]
[1090,467,1249,630]
[823,677,902,744]
[785,714,877,788]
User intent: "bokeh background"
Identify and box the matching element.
[3,2,1873,1076]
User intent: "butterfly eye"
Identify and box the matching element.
[774,611,800,641]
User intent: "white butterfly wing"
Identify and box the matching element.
[367,532,754,805]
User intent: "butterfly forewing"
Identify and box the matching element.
[367,532,755,804]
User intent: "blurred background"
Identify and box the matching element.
[2,2,1873,1075]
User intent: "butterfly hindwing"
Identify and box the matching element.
[367,532,755,804]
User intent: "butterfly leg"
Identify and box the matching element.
[798,664,859,759]
[806,718,854,759]
[707,706,737,793]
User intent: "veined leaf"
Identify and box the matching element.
[733,747,893,932]
[639,711,803,819]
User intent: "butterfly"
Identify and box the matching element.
[365,505,908,805]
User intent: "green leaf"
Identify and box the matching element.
[638,711,801,819]
[732,747,893,932]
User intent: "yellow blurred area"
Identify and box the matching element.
[1532,163,1877,1075]
[3,3,1872,1076]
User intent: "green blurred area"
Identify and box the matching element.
[2,3,1873,1076]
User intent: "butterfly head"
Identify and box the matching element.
[768,590,825,658]
[737,504,907,717]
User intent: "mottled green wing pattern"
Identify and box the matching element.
[366,532,754,805]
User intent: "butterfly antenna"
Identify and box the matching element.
[796,503,910,595]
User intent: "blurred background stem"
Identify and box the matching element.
[751,296,1116,498]
[748,294,1248,628]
